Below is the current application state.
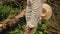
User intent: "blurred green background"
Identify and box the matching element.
[0,0,60,34]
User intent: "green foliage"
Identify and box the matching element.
[0,0,60,34]
[0,4,19,21]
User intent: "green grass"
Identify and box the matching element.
[0,5,20,21]
[0,0,60,34]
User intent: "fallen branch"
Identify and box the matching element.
[0,9,25,32]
